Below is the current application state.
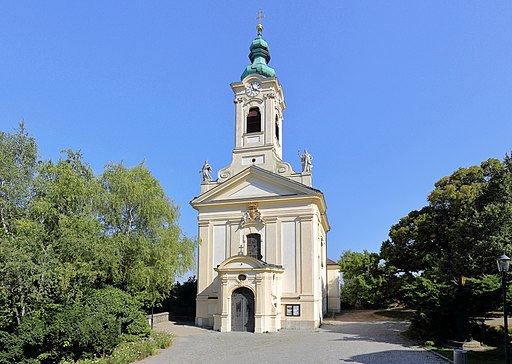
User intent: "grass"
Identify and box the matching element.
[64,331,173,364]
[425,343,505,364]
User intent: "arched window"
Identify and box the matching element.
[247,233,262,260]
[275,115,280,141]
[246,108,261,133]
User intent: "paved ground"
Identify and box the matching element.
[138,313,448,364]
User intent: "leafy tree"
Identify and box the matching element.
[100,162,196,307]
[0,124,196,362]
[0,121,37,239]
[0,122,38,329]
[380,155,512,342]
[338,250,389,308]
[166,276,197,317]
[0,150,106,329]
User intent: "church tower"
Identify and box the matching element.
[191,22,338,333]
[217,23,290,183]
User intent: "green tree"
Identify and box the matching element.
[338,250,389,307]
[100,162,196,307]
[166,276,197,317]
[0,124,196,362]
[0,122,38,329]
[380,156,512,342]
[0,121,37,239]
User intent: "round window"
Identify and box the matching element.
[238,274,247,281]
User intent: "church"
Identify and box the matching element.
[190,22,340,333]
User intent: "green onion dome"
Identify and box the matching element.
[241,24,276,80]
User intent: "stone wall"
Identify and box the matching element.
[147,312,169,325]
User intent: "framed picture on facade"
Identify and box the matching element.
[286,305,293,316]
[285,304,300,316]
[293,305,300,316]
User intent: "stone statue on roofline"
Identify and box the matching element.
[200,160,212,182]
[298,149,313,173]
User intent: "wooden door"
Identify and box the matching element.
[231,287,255,332]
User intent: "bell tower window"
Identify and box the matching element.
[246,108,261,133]
[275,115,280,141]
[247,233,262,260]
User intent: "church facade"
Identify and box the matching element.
[191,24,340,333]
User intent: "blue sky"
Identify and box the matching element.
[1,2,511,263]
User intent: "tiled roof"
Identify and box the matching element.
[326,258,338,265]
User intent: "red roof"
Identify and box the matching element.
[326,258,338,265]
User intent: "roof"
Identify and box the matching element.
[191,165,323,204]
[241,26,276,80]
[190,165,330,232]
[326,258,338,266]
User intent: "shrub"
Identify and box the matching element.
[151,331,173,349]
[66,331,173,364]
[0,287,150,363]
[161,276,197,317]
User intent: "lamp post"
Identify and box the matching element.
[497,250,511,364]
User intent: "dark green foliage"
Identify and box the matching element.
[165,276,197,317]
[380,154,512,342]
[394,273,502,343]
[0,288,149,363]
[84,287,150,337]
[464,275,501,318]
[70,331,173,364]
[469,323,512,345]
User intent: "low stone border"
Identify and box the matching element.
[147,312,169,325]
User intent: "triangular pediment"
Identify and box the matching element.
[191,166,319,206]
[228,178,293,198]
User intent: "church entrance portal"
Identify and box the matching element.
[231,287,255,332]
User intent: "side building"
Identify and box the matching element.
[191,24,340,333]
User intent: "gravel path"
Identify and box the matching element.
[138,319,448,364]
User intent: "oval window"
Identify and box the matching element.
[238,274,247,281]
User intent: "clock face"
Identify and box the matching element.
[245,81,261,97]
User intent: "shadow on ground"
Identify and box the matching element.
[322,321,415,346]
[343,349,445,363]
